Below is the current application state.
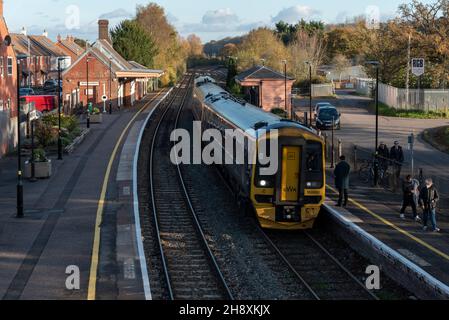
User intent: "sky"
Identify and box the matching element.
[3,0,434,43]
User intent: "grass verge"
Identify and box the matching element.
[371,102,448,119]
[422,126,449,154]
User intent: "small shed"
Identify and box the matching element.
[235,65,295,113]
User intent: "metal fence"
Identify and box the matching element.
[355,78,449,113]
[292,83,335,98]
[323,136,449,214]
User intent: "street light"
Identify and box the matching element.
[282,60,290,119]
[16,53,28,218]
[365,61,380,152]
[305,61,313,127]
[109,57,113,114]
[57,57,69,160]
[366,60,380,185]
[86,52,90,128]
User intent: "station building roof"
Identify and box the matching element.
[235,65,295,83]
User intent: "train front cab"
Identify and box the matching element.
[250,127,325,230]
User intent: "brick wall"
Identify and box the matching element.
[260,80,294,112]
[62,54,121,112]
[0,15,18,158]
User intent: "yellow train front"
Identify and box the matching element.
[193,76,325,230]
[250,126,325,230]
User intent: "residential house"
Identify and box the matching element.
[56,35,84,62]
[0,0,17,158]
[11,30,70,87]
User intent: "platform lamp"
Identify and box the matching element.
[109,57,113,114]
[282,60,289,119]
[16,53,29,218]
[365,60,380,185]
[304,61,313,127]
[86,52,91,128]
[57,57,69,160]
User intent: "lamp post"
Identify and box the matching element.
[305,61,313,126]
[109,58,113,114]
[57,57,68,160]
[86,53,90,128]
[366,60,380,185]
[16,53,28,218]
[366,61,380,154]
[282,60,290,119]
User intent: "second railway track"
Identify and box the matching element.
[147,74,233,300]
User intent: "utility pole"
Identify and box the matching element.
[406,33,411,109]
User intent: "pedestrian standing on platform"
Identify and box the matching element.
[377,142,390,172]
[400,175,420,221]
[334,155,351,207]
[390,141,404,178]
[419,178,440,232]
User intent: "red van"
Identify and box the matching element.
[21,95,57,113]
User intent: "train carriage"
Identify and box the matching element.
[192,76,325,230]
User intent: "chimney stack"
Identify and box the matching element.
[98,20,111,44]
[42,30,48,38]
[21,27,27,36]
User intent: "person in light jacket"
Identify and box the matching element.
[419,178,440,232]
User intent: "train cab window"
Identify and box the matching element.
[306,142,322,172]
[254,139,275,188]
[305,142,324,189]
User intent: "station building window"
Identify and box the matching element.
[7,57,13,76]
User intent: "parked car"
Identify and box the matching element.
[315,106,341,130]
[21,95,57,113]
[19,88,35,97]
[314,102,332,117]
[43,79,62,92]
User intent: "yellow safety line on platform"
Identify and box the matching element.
[87,91,164,300]
[327,185,449,262]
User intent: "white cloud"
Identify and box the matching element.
[98,8,133,20]
[202,8,240,25]
[272,5,320,24]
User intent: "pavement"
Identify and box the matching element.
[0,90,166,300]
[295,90,449,290]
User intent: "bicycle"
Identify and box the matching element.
[358,159,390,188]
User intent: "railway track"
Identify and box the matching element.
[146,74,233,300]
[260,229,379,300]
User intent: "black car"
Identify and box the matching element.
[315,107,341,130]
[43,79,62,92]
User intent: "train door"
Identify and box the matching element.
[280,146,301,202]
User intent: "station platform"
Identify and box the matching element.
[325,174,449,299]
[0,90,168,300]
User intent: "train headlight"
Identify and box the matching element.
[306,181,322,188]
[259,180,268,187]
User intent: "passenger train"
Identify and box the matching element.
[192,76,325,230]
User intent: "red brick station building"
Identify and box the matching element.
[62,20,163,113]
[0,0,163,158]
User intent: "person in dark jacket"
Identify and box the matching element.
[334,155,351,207]
[400,175,420,221]
[419,179,440,232]
[390,141,405,178]
[377,142,390,172]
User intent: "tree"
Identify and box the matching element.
[111,20,158,68]
[220,43,238,58]
[186,34,203,57]
[332,54,352,82]
[289,29,326,82]
[235,27,288,72]
[136,3,188,86]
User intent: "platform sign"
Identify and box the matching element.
[412,58,425,76]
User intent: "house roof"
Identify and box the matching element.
[63,40,164,79]
[235,65,295,82]
[58,37,84,57]
[11,33,68,57]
